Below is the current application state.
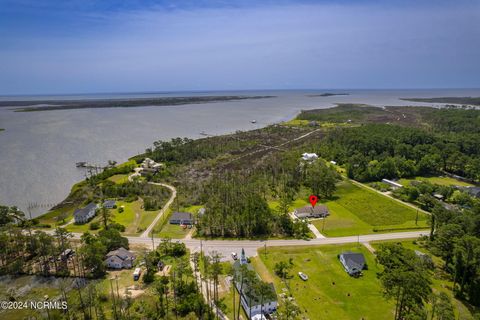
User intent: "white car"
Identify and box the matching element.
[231,252,238,260]
[298,272,308,281]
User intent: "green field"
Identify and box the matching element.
[254,244,394,320]
[398,175,474,187]
[370,240,476,319]
[312,180,428,236]
[107,174,129,184]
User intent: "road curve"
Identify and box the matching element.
[140,182,177,238]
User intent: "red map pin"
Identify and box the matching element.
[309,195,318,208]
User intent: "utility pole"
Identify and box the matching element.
[151,231,155,251]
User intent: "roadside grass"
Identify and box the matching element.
[370,239,476,319]
[313,180,428,236]
[255,244,394,320]
[398,175,474,187]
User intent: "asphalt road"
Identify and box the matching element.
[67,230,427,261]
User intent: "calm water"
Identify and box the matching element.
[1,89,479,217]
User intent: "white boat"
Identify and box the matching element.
[251,120,257,123]
[298,272,308,281]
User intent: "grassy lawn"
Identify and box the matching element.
[312,180,428,236]
[398,175,474,187]
[370,239,476,319]
[36,205,76,227]
[108,174,129,184]
[255,244,395,320]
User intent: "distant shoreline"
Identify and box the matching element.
[401,96,480,106]
[1,95,276,112]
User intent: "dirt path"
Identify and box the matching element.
[140,182,177,238]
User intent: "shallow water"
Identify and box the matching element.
[0,89,479,216]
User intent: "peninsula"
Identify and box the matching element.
[3,95,276,112]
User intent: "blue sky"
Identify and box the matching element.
[0,0,479,94]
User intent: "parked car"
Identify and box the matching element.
[133,268,142,281]
[298,272,308,281]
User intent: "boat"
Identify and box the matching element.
[251,120,257,123]
[75,162,87,168]
[298,272,308,281]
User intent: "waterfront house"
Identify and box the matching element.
[294,205,329,219]
[140,158,164,176]
[73,202,98,224]
[169,212,194,225]
[105,247,136,269]
[233,249,277,319]
[338,252,367,276]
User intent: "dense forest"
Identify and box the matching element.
[303,106,480,183]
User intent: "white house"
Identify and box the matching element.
[73,203,98,224]
[301,153,318,162]
[233,249,277,319]
[140,158,164,176]
[105,247,136,269]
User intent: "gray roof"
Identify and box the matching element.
[170,212,193,221]
[295,205,329,217]
[106,247,135,260]
[103,200,116,206]
[74,202,97,219]
[465,187,480,198]
[340,252,366,272]
[232,261,277,307]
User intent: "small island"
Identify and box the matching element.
[306,92,349,97]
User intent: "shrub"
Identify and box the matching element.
[109,222,126,232]
[89,222,100,230]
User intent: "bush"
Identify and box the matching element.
[142,270,155,283]
[89,222,100,230]
[118,207,124,213]
[109,222,126,232]
[125,194,138,202]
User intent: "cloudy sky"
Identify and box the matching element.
[0,0,479,94]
